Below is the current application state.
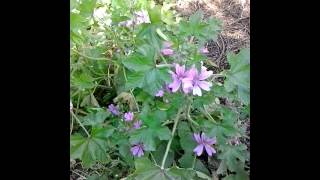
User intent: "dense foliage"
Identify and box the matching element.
[70,0,250,179]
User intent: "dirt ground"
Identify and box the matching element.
[176,0,250,72]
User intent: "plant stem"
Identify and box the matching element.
[71,111,91,137]
[202,106,217,124]
[192,155,197,169]
[161,108,183,169]
[130,89,140,112]
[156,64,173,68]
[186,98,199,128]
[72,49,117,63]
[150,152,157,165]
[70,113,74,135]
[159,54,168,64]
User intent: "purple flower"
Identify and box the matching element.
[161,48,174,56]
[182,65,213,96]
[155,90,164,97]
[200,47,209,54]
[133,120,142,129]
[161,41,174,56]
[168,64,188,92]
[124,112,134,122]
[108,104,120,115]
[193,133,216,156]
[130,143,144,157]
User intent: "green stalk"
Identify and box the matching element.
[161,108,183,169]
[71,111,91,138]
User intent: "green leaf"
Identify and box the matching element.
[87,175,109,180]
[122,54,154,72]
[167,166,196,180]
[82,110,110,126]
[72,72,95,90]
[143,68,165,95]
[70,126,113,167]
[218,144,248,172]
[156,127,171,140]
[134,158,170,180]
[125,71,145,90]
[153,142,174,168]
[178,122,197,153]
[179,133,197,153]
[224,48,250,105]
[148,5,162,24]
[137,24,162,51]
[195,171,211,180]
[129,128,157,151]
[189,11,204,25]
[79,0,97,17]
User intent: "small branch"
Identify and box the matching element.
[202,106,217,124]
[159,54,168,64]
[161,108,183,169]
[150,152,157,165]
[71,111,91,137]
[72,49,117,63]
[192,155,197,169]
[156,64,173,68]
[70,113,74,135]
[130,89,140,112]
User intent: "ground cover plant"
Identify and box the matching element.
[70,0,250,179]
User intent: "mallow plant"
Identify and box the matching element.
[70,0,250,179]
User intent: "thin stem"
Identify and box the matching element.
[130,89,140,112]
[186,98,199,128]
[159,54,168,64]
[156,64,173,68]
[202,106,217,124]
[150,152,157,165]
[70,112,74,135]
[71,111,91,137]
[192,155,197,169]
[161,108,183,169]
[72,49,117,63]
[123,67,128,82]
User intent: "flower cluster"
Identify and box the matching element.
[168,64,213,96]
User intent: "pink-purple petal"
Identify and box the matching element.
[194,144,204,156]
[193,86,202,96]
[206,137,217,145]
[204,144,216,156]
[193,133,202,143]
[199,66,213,80]
[198,81,212,91]
[169,79,181,92]
[161,48,174,56]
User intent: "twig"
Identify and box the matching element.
[70,113,74,135]
[130,89,140,112]
[192,155,197,169]
[71,111,91,137]
[156,64,173,68]
[161,108,183,169]
[72,49,117,63]
[71,170,87,179]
